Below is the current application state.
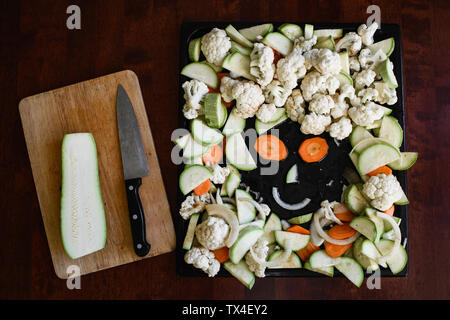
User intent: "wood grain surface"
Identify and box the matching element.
[0,0,449,299]
[19,70,176,279]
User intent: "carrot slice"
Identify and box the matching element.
[271,48,282,65]
[328,223,357,240]
[254,135,288,161]
[213,247,229,263]
[193,179,211,196]
[383,205,395,216]
[202,145,223,164]
[333,203,356,222]
[297,241,320,262]
[367,165,392,177]
[298,137,328,163]
[324,242,353,258]
[287,225,310,235]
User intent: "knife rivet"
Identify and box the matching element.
[128,185,134,190]
[137,244,142,249]
[132,214,138,220]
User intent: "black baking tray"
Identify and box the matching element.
[175,22,407,278]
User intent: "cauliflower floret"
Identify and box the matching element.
[184,247,221,277]
[328,117,353,140]
[201,28,231,66]
[182,80,209,119]
[310,48,341,75]
[300,71,339,101]
[372,81,398,105]
[349,56,361,73]
[220,76,239,103]
[195,216,230,250]
[353,69,377,90]
[358,87,379,103]
[330,94,349,119]
[362,174,403,211]
[245,239,269,278]
[204,163,230,184]
[179,193,211,220]
[232,80,265,118]
[256,103,277,123]
[263,79,292,107]
[250,43,275,87]
[276,49,307,90]
[348,101,385,127]
[285,89,306,122]
[309,93,335,115]
[358,48,387,70]
[335,32,362,56]
[357,22,378,46]
[293,35,318,53]
[300,113,332,135]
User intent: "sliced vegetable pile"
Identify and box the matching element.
[174,22,417,289]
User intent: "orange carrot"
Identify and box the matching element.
[193,179,211,196]
[208,86,219,93]
[325,241,353,258]
[333,203,356,222]
[287,225,310,235]
[328,223,357,240]
[367,165,392,177]
[213,247,229,263]
[254,135,288,161]
[298,137,328,163]
[383,205,395,216]
[271,48,282,65]
[297,242,320,262]
[202,145,223,164]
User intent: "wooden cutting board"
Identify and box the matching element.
[19,70,176,279]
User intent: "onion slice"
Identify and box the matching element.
[216,189,223,205]
[313,211,360,245]
[376,211,401,262]
[272,187,311,211]
[205,204,239,247]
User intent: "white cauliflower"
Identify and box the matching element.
[300,71,340,101]
[256,103,277,123]
[309,93,335,115]
[184,247,221,277]
[372,81,398,105]
[348,102,385,127]
[358,87,379,103]
[179,193,211,220]
[300,113,332,135]
[303,48,319,70]
[250,43,275,87]
[353,69,377,90]
[232,80,265,118]
[349,56,361,73]
[330,94,349,119]
[201,28,231,66]
[335,32,362,56]
[293,35,318,53]
[245,239,269,278]
[220,76,239,103]
[220,77,265,118]
[362,174,403,211]
[204,163,230,184]
[182,80,209,119]
[276,49,307,90]
[310,48,341,75]
[328,117,353,140]
[285,89,306,122]
[195,216,230,250]
[263,79,292,107]
[357,22,378,46]
[358,48,387,70]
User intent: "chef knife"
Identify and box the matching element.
[116,84,151,257]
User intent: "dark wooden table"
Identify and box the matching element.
[0,0,448,300]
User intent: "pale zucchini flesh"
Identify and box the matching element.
[61,133,106,260]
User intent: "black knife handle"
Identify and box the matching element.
[125,178,151,257]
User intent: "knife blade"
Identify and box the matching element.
[116,84,151,257]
